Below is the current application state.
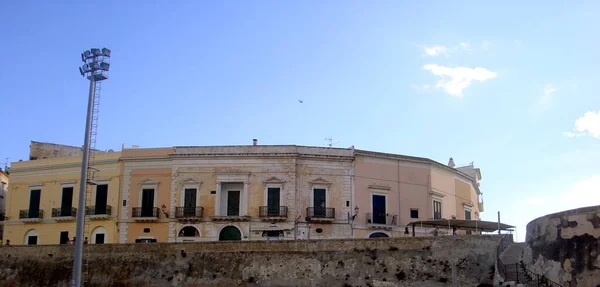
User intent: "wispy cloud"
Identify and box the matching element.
[564,111,600,138]
[422,64,497,97]
[420,41,490,57]
[537,84,558,111]
[513,40,522,47]
[423,45,448,57]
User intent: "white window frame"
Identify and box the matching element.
[28,185,43,211]
[91,226,107,244]
[264,184,284,206]
[24,229,39,245]
[310,185,329,208]
[138,179,159,208]
[92,180,110,206]
[464,206,472,220]
[180,185,201,208]
[60,183,75,208]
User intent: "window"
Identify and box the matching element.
[313,188,326,217]
[95,184,109,214]
[60,187,74,216]
[25,230,39,245]
[433,200,442,220]
[465,209,472,220]
[28,189,41,218]
[410,209,419,219]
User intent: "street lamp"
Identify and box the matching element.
[72,47,111,287]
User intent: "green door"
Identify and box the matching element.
[219,226,241,241]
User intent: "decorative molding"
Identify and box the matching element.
[60,181,76,185]
[308,177,332,186]
[429,190,445,198]
[368,184,391,191]
[462,201,474,207]
[263,176,285,184]
[138,178,159,187]
[28,184,43,188]
[216,172,250,183]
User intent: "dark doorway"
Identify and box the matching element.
[28,189,41,218]
[95,233,105,244]
[433,200,442,220]
[95,184,108,214]
[183,188,197,216]
[369,232,389,238]
[227,190,240,216]
[372,194,386,224]
[267,188,281,216]
[27,236,38,245]
[141,189,155,217]
[60,231,69,244]
[313,188,326,217]
[61,187,74,216]
[219,226,241,241]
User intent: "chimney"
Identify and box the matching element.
[448,157,455,168]
[252,139,258,146]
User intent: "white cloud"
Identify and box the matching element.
[422,64,497,97]
[564,111,600,138]
[560,174,600,209]
[513,40,522,47]
[537,85,558,110]
[423,45,448,57]
[421,41,490,57]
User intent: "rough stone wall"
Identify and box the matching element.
[523,205,600,287]
[0,236,500,287]
[29,141,106,160]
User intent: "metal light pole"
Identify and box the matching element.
[72,48,111,287]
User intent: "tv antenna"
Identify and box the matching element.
[325,138,339,147]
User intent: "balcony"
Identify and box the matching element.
[306,207,335,222]
[478,202,484,212]
[131,207,160,221]
[85,205,112,220]
[366,213,397,229]
[19,209,44,223]
[175,206,204,221]
[52,207,77,221]
[259,206,288,221]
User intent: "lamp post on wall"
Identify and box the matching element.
[72,48,111,287]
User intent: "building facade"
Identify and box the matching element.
[4,143,483,245]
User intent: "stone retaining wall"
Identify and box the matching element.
[0,235,501,286]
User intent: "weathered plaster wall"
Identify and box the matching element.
[523,205,600,287]
[0,236,500,287]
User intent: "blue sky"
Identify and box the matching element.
[1,1,599,241]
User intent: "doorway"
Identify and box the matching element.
[227,190,240,216]
[267,187,281,216]
[372,194,386,224]
[141,189,155,217]
[313,188,326,217]
[183,188,197,216]
[219,226,241,241]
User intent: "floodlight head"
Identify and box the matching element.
[81,53,85,62]
[79,67,85,76]
[100,62,110,71]
[102,48,111,57]
[91,62,100,70]
[91,48,101,56]
[82,64,90,72]
[83,50,91,59]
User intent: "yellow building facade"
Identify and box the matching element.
[4,152,121,245]
[4,144,485,244]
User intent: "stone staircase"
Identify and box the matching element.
[499,242,526,282]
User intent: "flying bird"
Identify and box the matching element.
[298,100,303,103]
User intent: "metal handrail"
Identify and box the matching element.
[51,207,77,217]
[132,207,160,218]
[365,213,397,225]
[175,206,204,218]
[85,205,112,215]
[518,261,563,287]
[306,207,335,218]
[19,209,44,219]
[259,206,288,217]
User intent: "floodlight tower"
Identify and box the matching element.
[72,48,111,287]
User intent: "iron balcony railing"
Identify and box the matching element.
[306,207,335,219]
[175,206,204,218]
[52,207,77,217]
[19,209,44,219]
[366,213,397,225]
[132,207,160,218]
[85,205,112,216]
[259,206,288,217]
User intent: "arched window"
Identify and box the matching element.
[219,226,241,241]
[91,226,107,244]
[25,229,39,245]
[369,232,389,238]
[179,226,200,237]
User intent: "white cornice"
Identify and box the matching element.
[9,158,119,173]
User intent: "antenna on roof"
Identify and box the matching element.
[3,158,8,171]
[324,137,339,147]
